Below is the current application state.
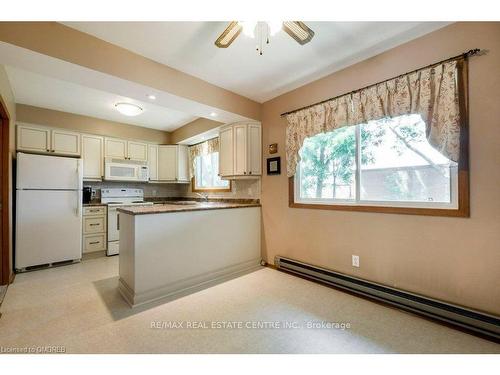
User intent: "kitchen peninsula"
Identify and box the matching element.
[117,201,262,306]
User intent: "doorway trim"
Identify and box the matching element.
[0,95,11,285]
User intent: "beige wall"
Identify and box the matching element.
[16,104,170,144]
[0,65,16,282]
[170,118,223,144]
[0,22,261,121]
[261,22,500,315]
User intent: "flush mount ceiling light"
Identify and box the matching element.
[115,102,143,116]
[210,112,218,117]
[147,94,156,100]
[215,21,314,55]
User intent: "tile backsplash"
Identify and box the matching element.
[84,181,186,199]
[84,178,261,200]
[182,178,261,200]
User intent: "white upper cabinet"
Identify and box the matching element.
[17,125,50,153]
[17,124,81,157]
[127,141,148,162]
[157,145,189,183]
[218,122,261,178]
[233,124,247,176]
[157,146,177,181]
[16,123,195,185]
[104,138,127,159]
[177,145,189,182]
[247,123,262,176]
[105,138,148,162]
[51,129,81,156]
[148,144,158,181]
[82,134,104,180]
[219,126,234,177]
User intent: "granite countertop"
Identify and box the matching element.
[117,201,261,215]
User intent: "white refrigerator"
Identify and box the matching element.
[15,152,83,271]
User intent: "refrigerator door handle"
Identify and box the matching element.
[76,160,82,190]
[76,190,81,217]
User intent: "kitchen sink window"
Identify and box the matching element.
[190,138,231,192]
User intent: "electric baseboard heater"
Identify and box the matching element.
[275,256,500,340]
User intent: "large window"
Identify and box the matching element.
[295,114,459,211]
[193,152,230,192]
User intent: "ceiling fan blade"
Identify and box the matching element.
[282,21,315,45]
[215,21,242,48]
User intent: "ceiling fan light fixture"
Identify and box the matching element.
[282,21,315,45]
[115,102,143,117]
[215,21,242,48]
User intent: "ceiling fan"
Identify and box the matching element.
[215,21,315,55]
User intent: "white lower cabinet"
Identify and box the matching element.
[82,205,107,254]
[157,145,189,182]
[82,134,104,180]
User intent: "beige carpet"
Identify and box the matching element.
[0,256,498,354]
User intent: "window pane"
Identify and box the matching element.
[360,114,456,203]
[194,152,229,189]
[298,126,356,200]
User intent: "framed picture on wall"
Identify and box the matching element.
[266,157,281,175]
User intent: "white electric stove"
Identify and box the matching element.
[101,188,153,256]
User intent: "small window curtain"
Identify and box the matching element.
[188,137,220,178]
[285,60,465,177]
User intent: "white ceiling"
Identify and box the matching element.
[63,22,450,102]
[5,66,198,131]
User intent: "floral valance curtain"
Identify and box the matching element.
[188,137,220,177]
[285,60,463,177]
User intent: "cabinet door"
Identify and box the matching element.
[104,138,127,159]
[51,129,81,156]
[82,135,104,180]
[219,126,234,177]
[177,145,189,182]
[247,124,262,175]
[148,144,158,181]
[17,125,50,153]
[233,124,248,175]
[128,141,148,162]
[157,145,177,181]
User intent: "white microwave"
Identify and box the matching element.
[104,158,149,182]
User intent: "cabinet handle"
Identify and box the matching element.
[89,241,100,245]
[244,171,247,175]
[117,214,120,230]
[46,149,50,152]
[249,171,252,175]
[89,223,100,226]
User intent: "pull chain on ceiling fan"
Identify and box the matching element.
[215,21,315,55]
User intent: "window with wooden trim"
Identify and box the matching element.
[292,114,467,216]
[192,152,231,192]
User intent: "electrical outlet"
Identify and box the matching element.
[352,255,360,268]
